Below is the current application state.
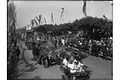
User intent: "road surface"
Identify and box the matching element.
[17,41,112,80]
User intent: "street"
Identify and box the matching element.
[17,41,112,80]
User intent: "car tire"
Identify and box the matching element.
[43,58,49,68]
[37,56,43,64]
[40,56,44,65]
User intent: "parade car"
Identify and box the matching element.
[34,37,90,68]
[36,40,62,68]
[38,49,63,68]
[60,63,92,80]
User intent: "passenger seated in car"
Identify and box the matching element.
[74,60,84,72]
[62,55,84,73]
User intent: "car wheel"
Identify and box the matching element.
[37,56,41,64]
[37,56,43,64]
[40,56,44,65]
[43,58,49,68]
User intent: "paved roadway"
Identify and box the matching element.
[17,41,112,80]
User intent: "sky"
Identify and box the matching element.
[14,1,113,29]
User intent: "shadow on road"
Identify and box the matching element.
[18,59,25,65]
[25,66,38,72]
[33,76,41,79]
[17,63,38,77]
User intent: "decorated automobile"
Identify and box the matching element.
[60,64,92,80]
[36,40,61,68]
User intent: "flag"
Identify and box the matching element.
[60,8,64,21]
[103,15,107,20]
[34,19,38,26]
[31,20,34,27]
[36,15,42,24]
[51,13,54,24]
[82,1,87,16]
[44,18,47,24]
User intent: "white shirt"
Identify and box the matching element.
[68,60,84,73]
[63,58,68,66]
[75,62,84,72]
[62,59,84,73]
[61,39,65,45]
[68,62,77,73]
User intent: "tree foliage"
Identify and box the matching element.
[19,16,112,40]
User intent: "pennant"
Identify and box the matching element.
[60,8,64,21]
[36,15,42,24]
[82,1,87,16]
[51,13,54,24]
